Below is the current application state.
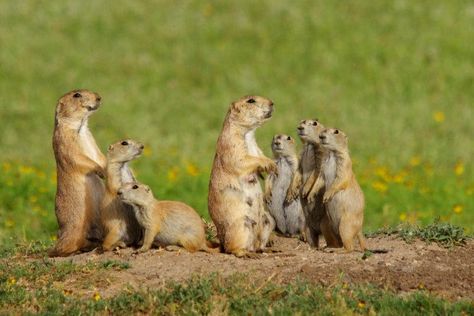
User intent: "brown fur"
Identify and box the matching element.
[100,139,144,251]
[118,182,219,253]
[208,96,276,257]
[49,89,106,257]
[312,128,366,252]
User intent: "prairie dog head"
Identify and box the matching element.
[227,96,274,129]
[319,128,348,151]
[117,182,154,208]
[271,134,296,158]
[55,89,102,122]
[296,119,325,144]
[107,139,144,163]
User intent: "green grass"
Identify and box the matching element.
[1,265,473,315]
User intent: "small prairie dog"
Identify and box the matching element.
[100,139,144,251]
[118,182,219,253]
[208,95,276,257]
[264,134,305,237]
[309,128,366,252]
[50,89,106,257]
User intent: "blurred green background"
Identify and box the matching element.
[1,1,472,245]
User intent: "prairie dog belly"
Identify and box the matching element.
[270,159,293,208]
[243,129,264,218]
[79,126,100,163]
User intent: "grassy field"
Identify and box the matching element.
[1,0,472,244]
[0,1,473,313]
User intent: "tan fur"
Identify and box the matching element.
[100,139,144,251]
[287,120,341,248]
[49,89,106,257]
[118,182,219,253]
[316,128,366,252]
[208,96,276,257]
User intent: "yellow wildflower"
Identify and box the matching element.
[143,146,152,157]
[454,162,464,176]
[19,165,34,175]
[393,170,408,184]
[7,277,16,285]
[372,181,388,193]
[93,292,101,301]
[368,158,378,165]
[37,171,46,179]
[29,196,38,203]
[375,166,390,181]
[358,301,366,308]
[399,213,407,221]
[5,219,14,228]
[185,162,199,177]
[452,205,463,214]
[432,111,445,123]
[51,235,57,241]
[167,167,179,182]
[409,156,421,167]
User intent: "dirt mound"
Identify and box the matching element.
[52,235,474,300]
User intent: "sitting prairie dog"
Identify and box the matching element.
[100,139,144,251]
[49,89,106,257]
[264,134,305,237]
[307,128,366,252]
[208,95,277,257]
[118,182,219,253]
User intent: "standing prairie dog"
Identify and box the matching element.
[100,139,144,251]
[307,128,366,252]
[264,134,305,237]
[49,89,106,257]
[284,119,331,248]
[208,96,277,257]
[118,182,219,253]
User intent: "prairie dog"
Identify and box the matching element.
[208,96,276,257]
[118,182,219,253]
[100,139,144,251]
[284,119,331,248]
[312,128,366,252]
[50,89,106,257]
[264,134,305,236]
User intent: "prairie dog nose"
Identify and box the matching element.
[117,190,123,196]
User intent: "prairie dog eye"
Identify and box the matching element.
[287,136,291,140]
[73,92,82,98]
[121,141,129,146]
[247,98,256,104]
[334,130,339,134]
[312,121,318,126]
[132,185,139,189]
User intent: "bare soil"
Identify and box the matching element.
[50,235,474,301]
